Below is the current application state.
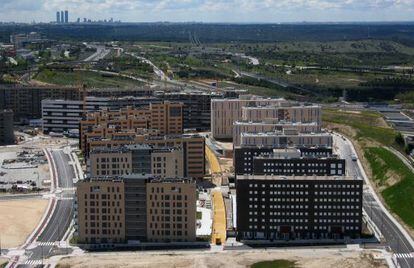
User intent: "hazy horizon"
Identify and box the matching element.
[1,0,414,24]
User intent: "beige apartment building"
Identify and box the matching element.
[152,148,184,178]
[89,146,184,179]
[146,135,205,179]
[76,176,197,244]
[233,120,320,147]
[150,101,184,135]
[241,104,322,125]
[211,96,287,139]
[146,178,196,242]
[80,103,183,153]
[76,179,126,244]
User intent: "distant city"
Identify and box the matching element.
[54,10,121,24]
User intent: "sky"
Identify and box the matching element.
[0,0,414,23]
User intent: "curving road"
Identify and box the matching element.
[334,134,414,268]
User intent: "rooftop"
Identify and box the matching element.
[238,174,360,181]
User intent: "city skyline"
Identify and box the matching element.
[1,0,414,23]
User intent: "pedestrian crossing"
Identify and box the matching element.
[37,241,56,246]
[394,252,414,259]
[24,259,43,265]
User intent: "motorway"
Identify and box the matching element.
[334,134,414,268]
[20,150,76,267]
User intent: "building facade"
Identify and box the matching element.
[234,147,335,177]
[240,129,333,148]
[146,178,196,242]
[233,121,320,147]
[76,176,196,244]
[76,179,126,244]
[236,175,363,241]
[89,145,184,179]
[0,110,14,145]
[211,96,287,139]
[150,101,184,135]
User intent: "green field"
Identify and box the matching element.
[251,260,296,268]
[365,147,414,228]
[35,69,145,88]
[322,109,396,145]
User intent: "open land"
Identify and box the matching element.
[0,199,48,248]
[56,249,386,268]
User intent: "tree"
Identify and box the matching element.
[395,132,405,146]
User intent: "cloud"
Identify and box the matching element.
[0,0,413,22]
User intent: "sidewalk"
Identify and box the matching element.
[211,190,226,245]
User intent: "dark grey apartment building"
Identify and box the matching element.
[0,110,14,145]
[234,147,337,177]
[236,175,363,242]
[156,91,222,130]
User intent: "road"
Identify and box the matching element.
[83,45,111,62]
[125,52,171,81]
[21,150,76,267]
[334,134,414,268]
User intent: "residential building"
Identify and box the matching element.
[89,145,184,179]
[252,149,345,177]
[75,175,196,244]
[146,178,197,242]
[76,178,126,244]
[0,85,154,122]
[241,104,322,126]
[0,85,82,122]
[150,101,184,135]
[236,175,363,241]
[233,120,320,147]
[156,91,221,130]
[234,147,335,177]
[146,135,205,179]
[211,96,287,139]
[80,103,183,152]
[240,129,333,148]
[0,110,14,145]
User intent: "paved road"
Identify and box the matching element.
[83,45,110,62]
[334,135,414,268]
[20,150,75,267]
[0,193,43,201]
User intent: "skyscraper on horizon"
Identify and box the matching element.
[65,10,68,23]
[60,11,64,24]
[56,11,60,23]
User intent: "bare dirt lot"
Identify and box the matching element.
[57,249,387,268]
[0,199,48,248]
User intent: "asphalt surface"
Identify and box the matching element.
[20,150,75,267]
[335,135,414,268]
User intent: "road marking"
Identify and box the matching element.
[25,259,43,265]
[37,241,56,246]
[394,253,414,259]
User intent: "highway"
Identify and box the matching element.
[334,134,414,268]
[22,150,76,267]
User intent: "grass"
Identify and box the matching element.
[35,69,145,88]
[251,260,297,268]
[365,147,414,229]
[196,211,202,220]
[322,108,396,146]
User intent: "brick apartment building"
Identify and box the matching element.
[89,145,184,179]
[75,176,196,244]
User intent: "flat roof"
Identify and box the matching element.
[240,131,331,137]
[238,174,359,181]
